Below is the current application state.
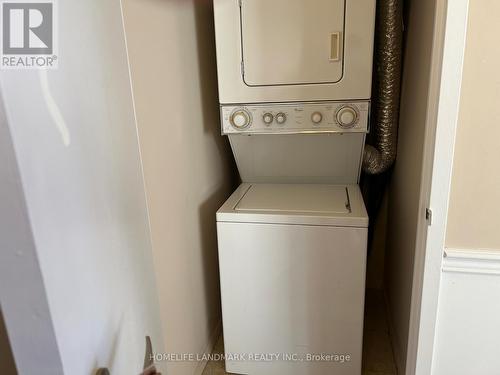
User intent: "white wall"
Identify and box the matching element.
[0,0,164,373]
[384,0,439,371]
[121,1,235,374]
[433,251,500,375]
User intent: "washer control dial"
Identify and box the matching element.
[263,113,274,125]
[311,111,323,124]
[230,109,252,129]
[275,112,287,124]
[336,106,359,128]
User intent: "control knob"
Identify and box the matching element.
[336,106,359,128]
[275,112,287,125]
[311,112,323,124]
[230,109,252,129]
[263,113,274,125]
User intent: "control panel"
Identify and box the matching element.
[221,101,370,134]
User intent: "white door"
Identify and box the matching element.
[0,0,164,374]
[395,1,470,374]
[241,0,345,86]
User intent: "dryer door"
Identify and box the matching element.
[241,0,346,87]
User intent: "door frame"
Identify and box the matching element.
[405,1,470,374]
[0,91,64,375]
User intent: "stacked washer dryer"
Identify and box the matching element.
[214,1,376,374]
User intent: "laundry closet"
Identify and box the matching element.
[211,0,439,373]
[120,0,443,374]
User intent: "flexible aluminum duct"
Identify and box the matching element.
[363,0,403,174]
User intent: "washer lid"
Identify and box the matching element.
[235,184,350,214]
[217,183,368,228]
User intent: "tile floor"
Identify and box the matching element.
[362,290,398,375]
[202,290,397,375]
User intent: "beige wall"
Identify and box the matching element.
[121,1,235,374]
[446,0,500,251]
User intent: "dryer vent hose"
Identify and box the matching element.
[363,0,403,174]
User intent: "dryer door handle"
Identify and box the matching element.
[330,32,342,62]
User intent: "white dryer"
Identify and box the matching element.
[217,184,368,375]
[214,0,376,104]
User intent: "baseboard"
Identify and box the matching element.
[383,289,405,375]
[194,320,222,375]
[443,248,500,275]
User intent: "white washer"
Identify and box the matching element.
[217,183,368,375]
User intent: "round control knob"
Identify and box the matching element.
[311,111,323,124]
[275,112,287,125]
[230,109,251,129]
[263,113,274,125]
[336,106,358,128]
